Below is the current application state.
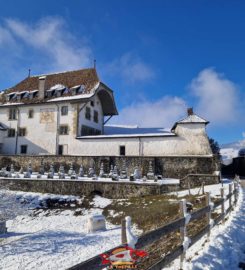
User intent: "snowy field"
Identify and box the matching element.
[0,179,243,270]
[0,191,123,270]
[166,184,245,270]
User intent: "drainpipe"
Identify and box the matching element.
[15,107,20,155]
[55,104,60,155]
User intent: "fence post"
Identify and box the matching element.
[229,183,232,210]
[202,182,205,195]
[179,199,187,270]
[234,181,238,205]
[220,187,225,223]
[205,192,211,240]
[121,219,127,245]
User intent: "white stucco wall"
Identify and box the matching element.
[0,97,212,157]
[0,92,104,155]
[68,122,212,156]
[0,104,58,154]
[78,94,103,136]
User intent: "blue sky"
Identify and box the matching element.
[0,0,245,144]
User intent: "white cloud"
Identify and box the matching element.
[189,68,240,125]
[1,17,93,72]
[110,96,186,128]
[104,52,155,83]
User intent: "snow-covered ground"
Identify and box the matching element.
[0,176,179,185]
[165,185,245,270]
[171,178,232,197]
[0,191,123,270]
[0,180,242,270]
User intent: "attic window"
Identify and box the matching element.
[78,85,85,93]
[8,93,17,101]
[21,91,29,99]
[46,89,55,98]
[30,90,38,99]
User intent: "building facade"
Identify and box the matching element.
[0,68,212,158]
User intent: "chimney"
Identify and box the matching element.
[38,76,46,99]
[187,107,194,116]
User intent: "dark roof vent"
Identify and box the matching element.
[187,107,194,116]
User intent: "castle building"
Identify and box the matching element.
[0,68,212,158]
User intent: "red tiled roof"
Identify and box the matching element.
[6,68,99,94]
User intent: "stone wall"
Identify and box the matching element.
[0,178,178,199]
[0,155,217,179]
[180,174,220,189]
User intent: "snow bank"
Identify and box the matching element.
[165,186,245,270]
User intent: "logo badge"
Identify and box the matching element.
[100,245,148,269]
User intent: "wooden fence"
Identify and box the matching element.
[67,181,240,270]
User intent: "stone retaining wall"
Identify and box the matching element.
[0,155,218,179]
[0,178,179,199]
[180,174,220,189]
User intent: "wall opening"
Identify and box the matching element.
[119,145,126,156]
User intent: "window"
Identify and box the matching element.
[61,106,68,116]
[28,109,34,118]
[59,125,69,135]
[94,110,99,123]
[20,145,27,154]
[18,128,26,137]
[81,125,101,136]
[9,108,17,120]
[8,128,15,137]
[85,107,91,120]
[120,145,126,156]
[90,101,94,107]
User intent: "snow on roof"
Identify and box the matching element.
[104,125,173,136]
[47,93,94,102]
[177,114,209,124]
[77,125,175,139]
[0,122,7,130]
[50,84,66,91]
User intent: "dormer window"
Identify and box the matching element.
[9,93,17,101]
[78,85,85,93]
[32,90,38,98]
[21,91,29,99]
[46,89,55,98]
